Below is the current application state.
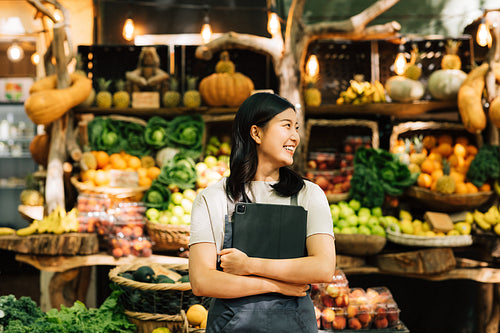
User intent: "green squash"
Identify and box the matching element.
[428,69,467,101]
[385,76,424,102]
[133,266,155,283]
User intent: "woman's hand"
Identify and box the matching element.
[272,280,310,297]
[218,248,251,275]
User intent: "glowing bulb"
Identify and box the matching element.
[122,17,135,41]
[306,54,319,78]
[267,12,280,36]
[201,23,212,44]
[7,43,24,62]
[477,19,492,47]
[53,9,63,22]
[31,53,40,65]
[394,50,407,75]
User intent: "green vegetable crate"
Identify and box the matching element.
[109,263,208,333]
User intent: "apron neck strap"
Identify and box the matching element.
[290,193,298,206]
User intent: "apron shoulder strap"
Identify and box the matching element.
[290,193,298,206]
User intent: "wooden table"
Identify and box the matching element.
[15,252,188,310]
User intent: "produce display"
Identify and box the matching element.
[428,41,466,101]
[330,199,387,237]
[16,205,78,236]
[336,75,386,105]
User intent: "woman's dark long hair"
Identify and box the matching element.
[226,93,304,202]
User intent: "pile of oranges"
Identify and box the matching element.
[80,151,161,188]
[393,134,490,194]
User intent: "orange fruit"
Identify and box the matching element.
[436,143,453,157]
[455,136,469,146]
[453,144,466,158]
[437,134,453,145]
[449,170,465,184]
[81,169,96,183]
[94,169,110,186]
[417,173,432,188]
[422,135,437,150]
[127,156,142,170]
[94,151,110,169]
[431,169,444,181]
[420,159,436,174]
[479,183,492,192]
[455,182,468,194]
[137,167,148,179]
[147,166,161,180]
[110,155,127,170]
[428,152,443,162]
[138,176,152,187]
[466,145,478,156]
[466,182,478,194]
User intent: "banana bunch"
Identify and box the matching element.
[16,206,79,236]
[0,227,16,235]
[472,205,500,235]
[336,80,386,105]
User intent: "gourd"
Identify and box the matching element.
[25,73,92,125]
[385,76,424,102]
[457,63,489,134]
[489,96,500,129]
[427,69,467,101]
[29,133,50,167]
[199,51,254,107]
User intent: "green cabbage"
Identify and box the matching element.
[166,114,204,159]
[143,180,172,210]
[145,116,169,149]
[157,153,197,190]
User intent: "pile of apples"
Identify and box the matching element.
[196,135,231,189]
[145,189,197,226]
[330,199,390,237]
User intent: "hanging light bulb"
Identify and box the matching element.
[394,44,407,75]
[306,54,319,78]
[31,52,40,65]
[53,9,63,22]
[267,11,280,36]
[7,43,24,62]
[201,10,212,44]
[122,16,135,41]
[476,17,492,47]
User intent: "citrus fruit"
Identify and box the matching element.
[186,304,208,326]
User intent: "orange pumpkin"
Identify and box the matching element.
[199,72,254,107]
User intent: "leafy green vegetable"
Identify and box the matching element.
[0,295,45,328]
[166,114,204,159]
[143,180,172,210]
[157,153,197,190]
[145,116,170,149]
[466,144,500,187]
[350,147,417,208]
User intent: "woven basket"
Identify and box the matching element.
[386,228,473,247]
[389,121,483,152]
[109,263,209,316]
[146,220,190,251]
[335,233,386,256]
[406,186,494,212]
[125,309,188,333]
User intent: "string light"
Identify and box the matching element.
[394,44,407,75]
[7,42,24,62]
[476,17,492,47]
[201,6,212,44]
[306,54,319,78]
[267,6,280,36]
[31,52,40,65]
[122,16,135,41]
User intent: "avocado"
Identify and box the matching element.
[177,275,190,283]
[133,266,155,283]
[157,275,175,284]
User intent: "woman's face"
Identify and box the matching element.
[251,108,300,170]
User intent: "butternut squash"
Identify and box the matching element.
[25,73,92,125]
[489,96,500,129]
[29,75,58,94]
[457,63,489,134]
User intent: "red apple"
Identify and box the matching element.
[321,294,335,308]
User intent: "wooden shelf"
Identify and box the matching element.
[74,106,238,119]
[305,100,458,118]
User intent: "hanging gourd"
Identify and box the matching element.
[428,40,467,101]
[199,51,254,107]
[25,73,92,125]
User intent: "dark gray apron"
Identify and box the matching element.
[205,194,318,333]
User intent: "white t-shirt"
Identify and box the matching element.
[189,178,334,252]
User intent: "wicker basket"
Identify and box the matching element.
[109,263,209,316]
[124,309,188,333]
[386,228,473,247]
[335,233,386,256]
[71,176,149,200]
[389,121,483,152]
[406,186,494,212]
[146,220,190,251]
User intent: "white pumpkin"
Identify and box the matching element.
[385,76,425,102]
[427,69,467,101]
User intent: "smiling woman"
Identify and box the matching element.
[188,92,336,332]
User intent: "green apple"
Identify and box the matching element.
[146,208,160,221]
[204,155,218,168]
[172,205,185,218]
[181,198,193,213]
[158,214,170,224]
[340,227,354,234]
[348,199,361,212]
[171,192,184,205]
[346,215,359,227]
[330,205,340,223]
[183,189,197,202]
[337,219,349,229]
[371,224,386,237]
[339,206,355,219]
[358,225,371,235]
[358,207,371,218]
[378,216,388,228]
[182,214,191,224]
[333,226,341,234]
[169,215,181,225]
[367,216,380,228]
[358,215,370,225]
[371,207,383,217]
